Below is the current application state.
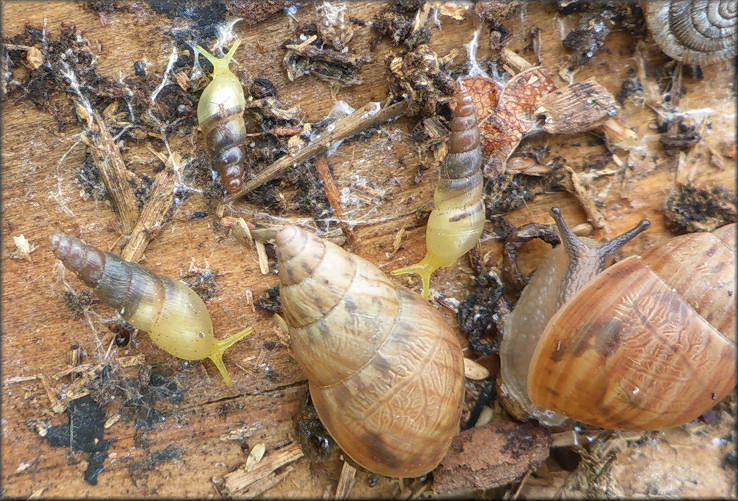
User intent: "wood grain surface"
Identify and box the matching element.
[2,1,735,498]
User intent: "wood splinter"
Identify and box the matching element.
[120,153,178,262]
[313,154,359,250]
[223,442,304,496]
[334,461,357,499]
[81,112,140,234]
[235,99,410,197]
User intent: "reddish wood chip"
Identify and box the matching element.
[433,420,550,495]
[461,67,556,178]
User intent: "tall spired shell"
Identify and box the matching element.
[50,233,252,386]
[275,225,465,477]
[391,87,485,299]
[196,40,247,194]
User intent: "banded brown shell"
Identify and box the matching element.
[50,233,251,386]
[391,86,485,299]
[196,40,247,195]
[275,224,465,477]
[499,209,736,430]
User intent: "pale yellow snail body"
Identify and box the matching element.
[196,40,247,195]
[275,225,465,477]
[499,209,736,430]
[50,234,252,386]
[392,88,485,299]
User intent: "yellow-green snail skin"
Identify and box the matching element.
[50,233,252,386]
[195,40,247,195]
[392,87,485,299]
[275,224,465,478]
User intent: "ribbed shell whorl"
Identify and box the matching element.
[50,233,106,290]
[645,0,737,65]
[276,224,401,387]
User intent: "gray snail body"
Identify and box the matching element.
[275,224,465,478]
[499,209,736,430]
[50,233,251,386]
[644,0,737,65]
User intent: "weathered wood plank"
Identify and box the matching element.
[2,1,734,498]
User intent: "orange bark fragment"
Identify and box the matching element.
[461,67,556,178]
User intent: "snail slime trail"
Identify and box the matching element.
[50,233,253,386]
[391,86,485,299]
[196,40,247,195]
[275,224,465,477]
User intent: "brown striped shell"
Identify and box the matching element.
[500,209,736,430]
[196,41,247,195]
[275,225,465,477]
[644,0,737,65]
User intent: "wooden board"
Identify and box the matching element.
[2,1,735,498]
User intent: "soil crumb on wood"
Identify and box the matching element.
[39,395,111,485]
[433,420,550,494]
[293,390,337,463]
[664,184,737,234]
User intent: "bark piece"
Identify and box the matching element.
[433,420,550,495]
[120,159,177,262]
[462,67,557,178]
[536,79,620,134]
[82,113,140,234]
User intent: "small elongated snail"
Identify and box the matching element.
[392,87,485,299]
[50,234,252,386]
[196,40,247,194]
[644,0,737,65]
[275,225,465,477]
[499,208,736,430]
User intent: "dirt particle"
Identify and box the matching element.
[41,395,111,485]
[257,286,281,313]
[182,269,220,302]
[293,390,337,463]
[664,184,737,234]
[63,290,93,320]
[457,269,509,356]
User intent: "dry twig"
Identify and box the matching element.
[313,154,359,250]
[235,99,410,196]
[81,113,140,234]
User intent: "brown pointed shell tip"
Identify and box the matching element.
[275,225,304,263]
[456,91,473,106]
[49,233,69,259]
